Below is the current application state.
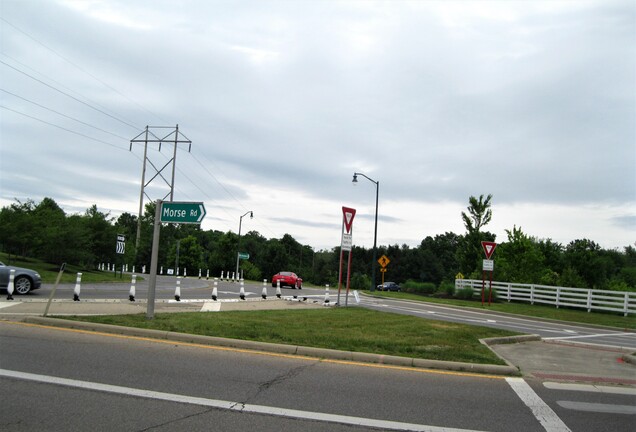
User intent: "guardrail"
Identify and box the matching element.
[455,279,635,317]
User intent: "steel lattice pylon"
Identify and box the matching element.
[130,125,191,249]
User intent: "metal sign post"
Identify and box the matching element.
[337,206,356,306]
[481,242,497,306]
[378,255,390,288]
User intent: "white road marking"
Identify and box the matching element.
[0,302,18,309]
[556,401,636,415]
[543,332,636,341]
[544,382,636,395]
[0,368,489,432]
[200,302,221,312]
[506,377,571,432]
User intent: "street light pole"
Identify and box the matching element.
[352,172,379,292]
[235,211,253,280]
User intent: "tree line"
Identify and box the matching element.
[0,196,634,291]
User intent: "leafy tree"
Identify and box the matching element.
[0,199,37,257]
[496,226,544,283]
[458,194,495,275]
[167,235,203,274]
[32,198,67,263]
[563,239,608,289]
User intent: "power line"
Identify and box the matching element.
[0,17,167,124]
[1,105,129,151]
[1,21,281,239]
[0,88,130,140]
[0,59,138,130]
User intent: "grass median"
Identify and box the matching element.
[69,308,517,365]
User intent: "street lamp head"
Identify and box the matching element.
[249,211,253,219]
[352,173,358,185]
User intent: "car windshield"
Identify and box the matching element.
[280,272,293,276]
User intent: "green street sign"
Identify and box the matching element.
[160,201,206,224]
[238,252,250,260]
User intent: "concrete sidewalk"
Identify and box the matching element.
[1,297,635,384]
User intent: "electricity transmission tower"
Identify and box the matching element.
[130,125,192,249]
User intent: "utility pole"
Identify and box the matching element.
[130,125,192,249]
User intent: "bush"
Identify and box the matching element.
[402,280,436,295]
[438,281,455,297]
[350,273,371,290]
[483,286,499,302]
[455,287,474,300]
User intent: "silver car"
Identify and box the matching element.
[0,261,42,294]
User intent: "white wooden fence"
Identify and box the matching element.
[455,279,635,317]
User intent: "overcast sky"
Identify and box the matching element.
[1,0,634,252]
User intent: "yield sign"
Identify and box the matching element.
[481,241,497,259]
[342,206,356,233]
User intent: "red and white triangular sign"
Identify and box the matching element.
[481,241,497,259]
[342,206,356,233]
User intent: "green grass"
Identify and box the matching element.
[0,252,134,284]
[70,308,517,365]
[367,291,636,330]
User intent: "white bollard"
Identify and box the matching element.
[129,274,137,302]
[221,271,224,281]
[206,269,209,280]
[160,266,163,275]
[142,265,146,274]
[73,272,82,301]
[174,277,181,301]
[6,269,15,300]
[198,269,201,279]
[262,279,267,300]
[324,284,330,304]
[276,280,281,299]
[133,266,136,274]
[184,268,187,278]
[212,278,218,301]
[239,279,245,300]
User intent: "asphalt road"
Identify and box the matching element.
[2,321,634,432]
[15,276,636,350]
[355,296,636,351]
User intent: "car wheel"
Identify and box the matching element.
[14,276,32,294]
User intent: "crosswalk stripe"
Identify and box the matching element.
[506,377,571,432]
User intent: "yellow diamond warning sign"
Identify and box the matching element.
[378,255,390,268]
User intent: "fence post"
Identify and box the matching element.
[530,285,534,305]
[625,292,629,317]
[507,283,511,302]
[555,286,561,309]
[587,289,592,313]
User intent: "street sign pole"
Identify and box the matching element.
[480,242,497,306]
[147,200,162,320]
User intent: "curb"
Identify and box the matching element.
[622,353,636,365]
[21,316,520,376]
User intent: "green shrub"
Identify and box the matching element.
[402,280,436,295]
[455,287,474,300]
[350,273,371,290]
[483,286,499,302]
[439,281,455,297]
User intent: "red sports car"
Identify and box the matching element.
[272,271,302,289]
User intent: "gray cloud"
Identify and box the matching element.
[1,0,634,250]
